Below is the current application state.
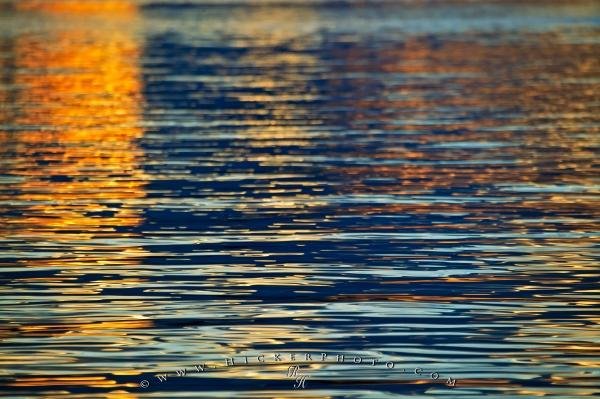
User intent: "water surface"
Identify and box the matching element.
[0,1,599,398]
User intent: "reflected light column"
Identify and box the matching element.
[0,0,146,245]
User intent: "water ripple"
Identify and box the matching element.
[0,0,599,398]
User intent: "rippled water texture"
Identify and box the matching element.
[0,0,599,398]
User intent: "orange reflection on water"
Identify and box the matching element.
[0,0,145,242]
[9,376,137,389]
[17,319,153,338]
[0,5,148,393]
[16,0,137,14]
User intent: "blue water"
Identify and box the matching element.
[0,1,599,398]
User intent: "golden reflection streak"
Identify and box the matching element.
[105,392,140,399]
[17,319,153,337]
[9,376,138,389]
[0,2,148,395]
[16,0,137,14]
[0,0,146,242]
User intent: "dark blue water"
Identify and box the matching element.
[0,1,599,398]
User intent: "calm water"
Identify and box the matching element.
[0,1,599,398]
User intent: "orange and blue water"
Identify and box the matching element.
[0,1,598,398]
